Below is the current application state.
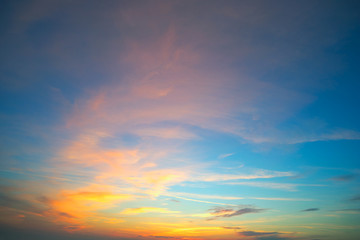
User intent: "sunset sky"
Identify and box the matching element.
[1,1,360,240]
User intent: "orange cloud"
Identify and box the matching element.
[121,207,179,215]
[42,186,135,231]
[65,191,133,203]
[62,133,140,167]
[58,130,191,198]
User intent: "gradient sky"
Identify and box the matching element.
[1,1,360,240]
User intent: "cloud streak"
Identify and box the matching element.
[121,207,179,215]
[193,170,295,182]
[240,230,279,236]
[330,174,358,182]
[349,195,360,201]
[226,182,325,191]
[168,192,313,202]
[301,208,319,212]
[208,206,265,219]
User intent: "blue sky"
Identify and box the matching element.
[1,1,360,240]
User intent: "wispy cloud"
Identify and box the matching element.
[153,236,175,239]
[226,182,325,191]
[330,174,358,182]
[249,197,313,201]
[332,208,360,214]
[218,153,234,159]
[237,230,293,240]
[167,192,313,202]
[222,226,242,230]
[301,208,319,212]
[121,207,179,215]
[208,206,265,219]
[239,230,279,236]
[194,169,295,182]
[164,194,238,206]
[167,192,244,200]
[134,126,199,140]
[280,129,360,144]
[349,195,360,201]
[0,188,44,218]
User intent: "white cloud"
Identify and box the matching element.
[226,182,325,191]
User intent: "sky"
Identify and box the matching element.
[0,0,360,240]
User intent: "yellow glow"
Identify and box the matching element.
[121,207,179,215]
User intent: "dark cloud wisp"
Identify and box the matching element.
[301,208,319,212]
[330,174,358,182]
[240,230,279,236]
[209,206,266,219]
